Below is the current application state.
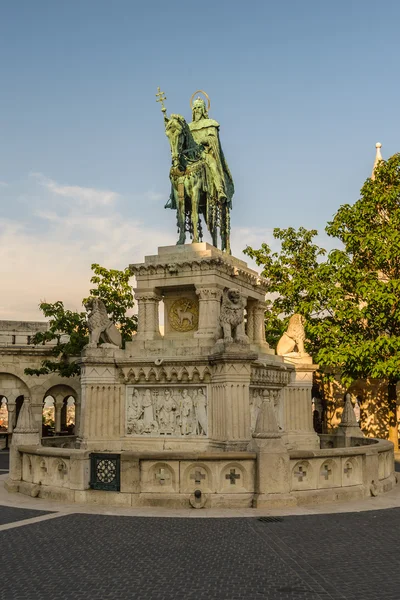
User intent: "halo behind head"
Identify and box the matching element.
[190,90,211,111]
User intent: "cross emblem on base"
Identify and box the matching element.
[190,470,206,485]
[294,466,307,482]
[344,462,353,477]
[321,464,332,480]
[155,468,170,485]
[225,469,240,485]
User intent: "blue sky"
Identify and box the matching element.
[1,0,399,319]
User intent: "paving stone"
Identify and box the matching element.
[1,509,400,599]
[0,505,52,526]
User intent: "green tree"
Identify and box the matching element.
[244,227,328,348]
[244,154,400,447]
[25,264,137,378]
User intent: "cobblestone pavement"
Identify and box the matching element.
[1,508,400,600]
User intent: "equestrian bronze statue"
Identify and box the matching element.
[156,88,234,253]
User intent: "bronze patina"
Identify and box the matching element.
[156,88,234,253]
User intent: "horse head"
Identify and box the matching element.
[165,114,188,168]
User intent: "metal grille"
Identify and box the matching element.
[90,453,120,491]
[258,516,284,523]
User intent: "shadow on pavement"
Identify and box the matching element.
[0,449,9,472]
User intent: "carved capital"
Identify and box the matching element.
[253,301,267,313]
[195,287,223,302]
[135,292,162,303]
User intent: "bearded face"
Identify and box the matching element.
[192,101,207,122]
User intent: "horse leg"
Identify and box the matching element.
[190,177,201,243]
[208,202,218,247]
[224,205,231,254]
[175,182,186,245]
[212,218,218,247]
[221,204,231,254]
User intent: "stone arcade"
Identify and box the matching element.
[5,92,396,508]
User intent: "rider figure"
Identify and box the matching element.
[189,97,234,207]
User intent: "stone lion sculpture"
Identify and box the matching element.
[217,288,248,344]
[276,314,306,356]
[84,297,122,348]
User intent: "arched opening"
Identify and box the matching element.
[65,396,76,434]
[0,396,8,431]
[0,372,31,433]
[42,385,78,437]
[42,396,55,437]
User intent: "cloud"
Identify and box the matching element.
[0,181,8,187]
[1,175,175,321]
[3,174,308,322]
[144,191,165,203]
[30,172,119,209]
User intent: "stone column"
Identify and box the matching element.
[210,349,257,449]
[194,286,223,338]
[253,301,268,344]
[280,356,320,450]
[54,395,64,434]
[31,392,45,432]
[134,291,162,340]
[246,303,255,342]
[6,394,16,433]
[74,396,81,437]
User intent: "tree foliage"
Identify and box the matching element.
[244,154,400,443]
[244,227,327,347]
[25,264,137,378]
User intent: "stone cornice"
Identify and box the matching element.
[0,346,54,357]
[130,257,269,292]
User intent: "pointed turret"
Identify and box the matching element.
[335,393,364,447]
[371,142,383,180]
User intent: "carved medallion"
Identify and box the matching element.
[169,298,199,332]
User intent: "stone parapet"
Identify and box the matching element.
[9,437,395,508]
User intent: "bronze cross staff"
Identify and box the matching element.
[156,87,167,115]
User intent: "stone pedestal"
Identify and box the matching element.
[248,390,291,507]
[209,345,257,449]
[129,243,272,356]
[78,347,121,450]
[8,397,40,487]
[280,355,320,451]
[336,394,364,447]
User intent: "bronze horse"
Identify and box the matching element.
[164,114,231,253]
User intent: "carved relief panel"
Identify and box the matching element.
[126,386,208,437]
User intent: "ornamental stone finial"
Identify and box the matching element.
[371,142,383,180]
